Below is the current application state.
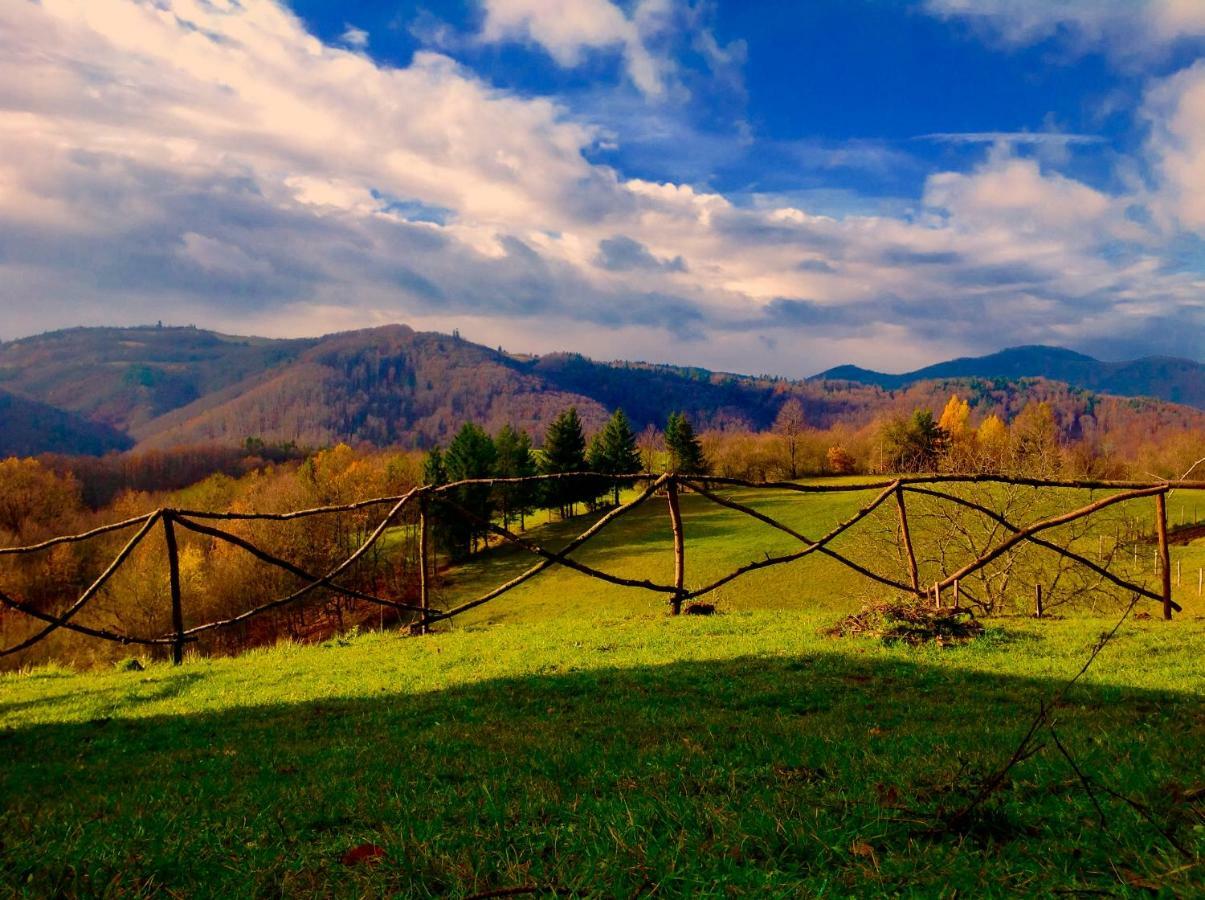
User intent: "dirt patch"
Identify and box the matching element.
[827,602,985,646]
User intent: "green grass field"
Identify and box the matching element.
[2,481,1203,896]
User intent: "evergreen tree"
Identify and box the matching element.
[443,423,497,556]
[588,408,642,504]
[540,407,588,517]
[494,424,536,529]
[421,446,446,486]
[664,411,707,474]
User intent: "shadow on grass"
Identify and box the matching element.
[1,651,1199,897]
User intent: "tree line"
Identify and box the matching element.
[418,407,706,559]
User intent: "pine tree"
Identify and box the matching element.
[540,407,587,517]
[494,424,536,529]
[589,408,642,504]
[421,446,446,486]
[443,423,497,556]
[664,411,707,474]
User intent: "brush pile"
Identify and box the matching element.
[827,601,984,646]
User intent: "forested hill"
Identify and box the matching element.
[0,390,132,457]
[0,324,1202,455]
[0,326,316,433]
[813,345,1205,408]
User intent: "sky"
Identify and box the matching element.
[2,0,1205,376]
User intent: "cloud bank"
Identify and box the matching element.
[0,0,1202,375]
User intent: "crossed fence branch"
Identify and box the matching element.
[1,473,1198,665]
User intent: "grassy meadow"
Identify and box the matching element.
[2,478,1203,896]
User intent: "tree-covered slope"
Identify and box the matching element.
[0,325,315,432]
[813,345,1205,408]
[0,389,132,456]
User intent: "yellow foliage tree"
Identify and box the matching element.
[938,395,971,438]
[976,414,1009,472]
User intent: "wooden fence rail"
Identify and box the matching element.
[1,473,1201,664]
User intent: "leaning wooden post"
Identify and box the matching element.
[1155,490,1172,620]
[164,511,185,665]
[418,494,431,635]
[895,488,921,598]
[666,475,685,615]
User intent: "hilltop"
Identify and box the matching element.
[814,345,1205,408]
[1,325,1202,456]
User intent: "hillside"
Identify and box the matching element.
[0,389,132,457]
[814,345,1205,408]
[0,325,315,433]
[1,325,1203,455]
[2,472,1202,893]
[134,326,612,449]
[2,612,1200,895]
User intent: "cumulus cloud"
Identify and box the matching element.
[1144,61,1205,233]
[0,0,1200,376]
[479,0,668,97]
[595,235,686,272]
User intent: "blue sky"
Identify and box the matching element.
[1,0,1204,374]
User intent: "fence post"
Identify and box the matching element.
[666,475,685,615]
[1034,584,1043,619]
[953,578,960,610]
[895,488,921,598]
[418,495,430,634]
[164,511,185,665]
[1156,491,1172,620]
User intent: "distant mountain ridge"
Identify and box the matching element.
[0,327,1202,456]
[812,345,1205,408]
[0,389,132,457]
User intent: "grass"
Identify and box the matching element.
[436,480,1205,625]
[2,479,1204,896]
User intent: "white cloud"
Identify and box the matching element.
[479,0,668,97]
[923,0,1205,61]
[1144,61,1205,233]
[340,24,368,49]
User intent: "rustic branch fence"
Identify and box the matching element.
[1,473,1200,665]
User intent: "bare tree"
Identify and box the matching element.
[773,399,807,479]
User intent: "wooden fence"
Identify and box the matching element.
[1,473,1200,665]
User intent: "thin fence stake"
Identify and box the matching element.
[953,578,960,609]
[666,476,685,615]
[1035,584,1044,619]
[418,496,430,635]
[895,487,921,598]
[164,513,185,665]
[1156,491,1172,620]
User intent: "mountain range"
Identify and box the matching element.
[0,325,1201,457]
[813,345,1205,408]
